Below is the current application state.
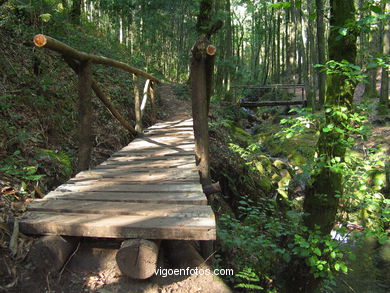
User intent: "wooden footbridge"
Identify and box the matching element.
[20,118,215,240]
[17,35,218,280]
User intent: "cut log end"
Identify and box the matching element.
[34,34,47,47]
[206,45,216,56]
[116,239,160,279]
[202,182,221,196]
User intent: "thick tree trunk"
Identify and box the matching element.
[77,60,93,171]
[306,0,357,236]
[286,0,357,291]
[191,0,221,185]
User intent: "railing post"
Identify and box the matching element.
[140,79,151,118]
[133,73,142,133]
[149,81,156,123]
[77,60,93,171]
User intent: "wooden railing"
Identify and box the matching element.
[33,34,160,170]
[232,84,306,107]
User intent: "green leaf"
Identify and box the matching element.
[340,263,348,273]
[334,263,340,271]
[39,13,52,23]
[338,28,348,36]
[313,247,322,256]
[268,2,292,9]
[369,5,382,14]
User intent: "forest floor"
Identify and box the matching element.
[1,83,231,293]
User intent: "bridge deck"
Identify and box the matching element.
[19,119,216,240]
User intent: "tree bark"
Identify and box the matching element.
[315,0,326,106]
[191,1,221,185]
[191,40,212,185]
[77,60,93,171]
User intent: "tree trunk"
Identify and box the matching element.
[191,41,212,186]
[70,0,82,24]
[366,27,379,98]
[286,0,357,291]
[191,0,221,185]
[380,2,389,107]
[77,60,93,171]
[315,0,326,106]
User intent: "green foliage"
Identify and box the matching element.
[37,149,73,178]
[235,268,264,291]
[277,108,322,139]
[0,151,45,182]
[314,60,367,86]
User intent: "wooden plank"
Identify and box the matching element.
[74,168,198,180]
[110,150,195,157]
[118,144,195,153]
[148,123,193,129]
[123,139,195,147]
[102,156,195,165]
[97,161,196,169]
[67,177,199,185]
[19,212,216,240]
[56,183,203,192]
[70,172,199,181]
[28,200,213,217]
[43,191,207,205]
[143,128,193,135]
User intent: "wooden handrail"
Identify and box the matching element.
[34,34,160,169]
[34,34,161,83]
[232,84,304,89]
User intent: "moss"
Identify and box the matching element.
[258,176,274,193]
[229,125,255,146]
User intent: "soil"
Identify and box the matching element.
[0,83,232,293]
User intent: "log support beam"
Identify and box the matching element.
[116,239,160,279]
[28,235,77,273]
